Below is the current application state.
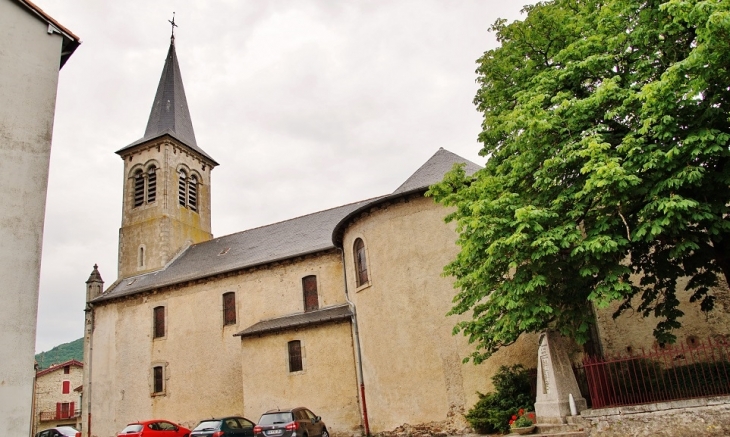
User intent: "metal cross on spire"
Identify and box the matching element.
[168,12,178,44]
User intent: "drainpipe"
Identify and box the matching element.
[83,302,94,437]
[341,250,370,436]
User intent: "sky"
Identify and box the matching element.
[34,0,533,353]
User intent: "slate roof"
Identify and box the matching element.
[117,41,218,165]
[392,147,481,195]
[94,197,382,302]
[332,148,481,245]
[95,148,480,303]
[235,304,352,338]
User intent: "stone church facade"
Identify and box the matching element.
[82,37,730,437]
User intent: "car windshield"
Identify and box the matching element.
[193,420,221,431]
[121,425,143,433]
[258,413,293,426]
[56,427,79,436]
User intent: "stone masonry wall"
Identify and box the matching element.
[574,396,730,436]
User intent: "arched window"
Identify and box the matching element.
[132,165,157,208]
[178,169,200,212]
[147,165,157,203]
[223,292,236,325]
[188,175,198,211]
[133,169,145,207]
[302,275,318,312]
[178,170,187,206]
[354,238,369,286]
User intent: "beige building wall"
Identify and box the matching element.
[241,322,361,435]
[0,2,75,435]
[34,363,83,435]
[118,138,214,279]
[594,277,730,357]
[341,196,537,433]
[88,251,348,437]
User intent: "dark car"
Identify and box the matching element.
[35,427,80,437]
[254,408,328,437]
[190,417,255,437]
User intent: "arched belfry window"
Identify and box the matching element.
[133,169,145,207]
[132,165,157,208]
[178,170,187,206]
[354,238,369,287]
[188,175,198,211]
[178,169,200,212]
[147,165,157,203]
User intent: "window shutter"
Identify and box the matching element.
[56,402,61,420]
[62,380,70,394]
[70,402,75,417]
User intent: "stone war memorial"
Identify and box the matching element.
[535,331,587,423]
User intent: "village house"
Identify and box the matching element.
[33,360,83,435]
[81,33,730,437]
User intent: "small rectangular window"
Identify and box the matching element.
[223,292,236,325]
[288,340,303,372]
[153,366,164,393]
[63,365,70,374]
[62,380,70,394]
[153,306,165,338]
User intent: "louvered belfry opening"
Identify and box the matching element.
[178,169,187,206]
[147,166,157,203]
[188,175,198,211]
[134,170,145,207]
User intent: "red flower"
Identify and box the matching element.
[511,415,517,420]
[518,409,524,415]
[528,413,536,419]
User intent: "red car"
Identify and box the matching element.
[118,420,191,437]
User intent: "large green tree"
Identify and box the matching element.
[429,0,730,363]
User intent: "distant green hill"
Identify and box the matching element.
[35,337,83,370]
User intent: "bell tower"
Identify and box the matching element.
[116,30,218,279]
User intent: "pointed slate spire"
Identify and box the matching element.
[118,39,218,165]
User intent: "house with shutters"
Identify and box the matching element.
[33,360,83,435]
[81,29,730,437]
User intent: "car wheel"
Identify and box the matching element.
[322,429,329,437]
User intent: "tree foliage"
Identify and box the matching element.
[428,0,730,363]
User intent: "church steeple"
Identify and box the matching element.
[117,38,217,164]
[115,31,217,279]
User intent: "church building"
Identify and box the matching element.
[81,33,730,437]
